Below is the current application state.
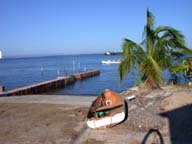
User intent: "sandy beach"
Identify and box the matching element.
[0,85,192,144]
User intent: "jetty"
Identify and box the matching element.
[0,70,100,96]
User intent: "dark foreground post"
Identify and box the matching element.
[0,85,5,92]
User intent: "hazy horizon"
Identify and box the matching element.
[1,52,108,59]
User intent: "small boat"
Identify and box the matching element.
[105,51,111,55]
[101,60,121,64]
[87,90,127,128]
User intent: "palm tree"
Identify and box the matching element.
[119,9,192,89]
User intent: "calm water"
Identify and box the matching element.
[0,54,186,95]
[0,54,139,95]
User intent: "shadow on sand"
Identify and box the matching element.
[112,100,128,128]
[141,128,164,144]
[160,104,192,144]
[123,100,129,122]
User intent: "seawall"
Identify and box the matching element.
[0,70,100,96]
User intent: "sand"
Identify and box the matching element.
[0,85,191,144]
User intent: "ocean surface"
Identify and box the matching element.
[0,54,140,96]
[1,54,183,96]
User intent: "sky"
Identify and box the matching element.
[0,0,192,57]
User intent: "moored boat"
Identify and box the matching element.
[101,60,121,64]
[87,89,127,128]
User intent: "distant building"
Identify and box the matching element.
[104,51,122,55]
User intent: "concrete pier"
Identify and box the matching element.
[73,70,100,80]
[0,70,100,96]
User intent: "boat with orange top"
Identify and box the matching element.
[87,89,127,128]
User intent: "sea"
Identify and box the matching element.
[0,54,176,96]
[0,54,137,95]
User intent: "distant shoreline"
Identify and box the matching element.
[2,53,107,59]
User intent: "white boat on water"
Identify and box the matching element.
[101,60,121,64]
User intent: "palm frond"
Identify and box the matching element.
[142,9,154,39]
[155,26,186,49]
[119,39,145,81]
[153,26,192,69]
[122,39,146,62]
[147,9,155,29]
[141,56,163,83]
[143,10,156,56]
[118,58,134,81]
[153,38,173,69]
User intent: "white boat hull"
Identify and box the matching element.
[101,60,121,64]
[86,90,127,129]
[87,111,125,128]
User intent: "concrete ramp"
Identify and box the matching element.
[0,95,96,106]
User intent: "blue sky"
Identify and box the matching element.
[0,0,192,57]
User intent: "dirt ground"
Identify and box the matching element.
[0,85,191,144]
[0,103,88,144]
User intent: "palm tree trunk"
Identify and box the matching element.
[145,76,162,89]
